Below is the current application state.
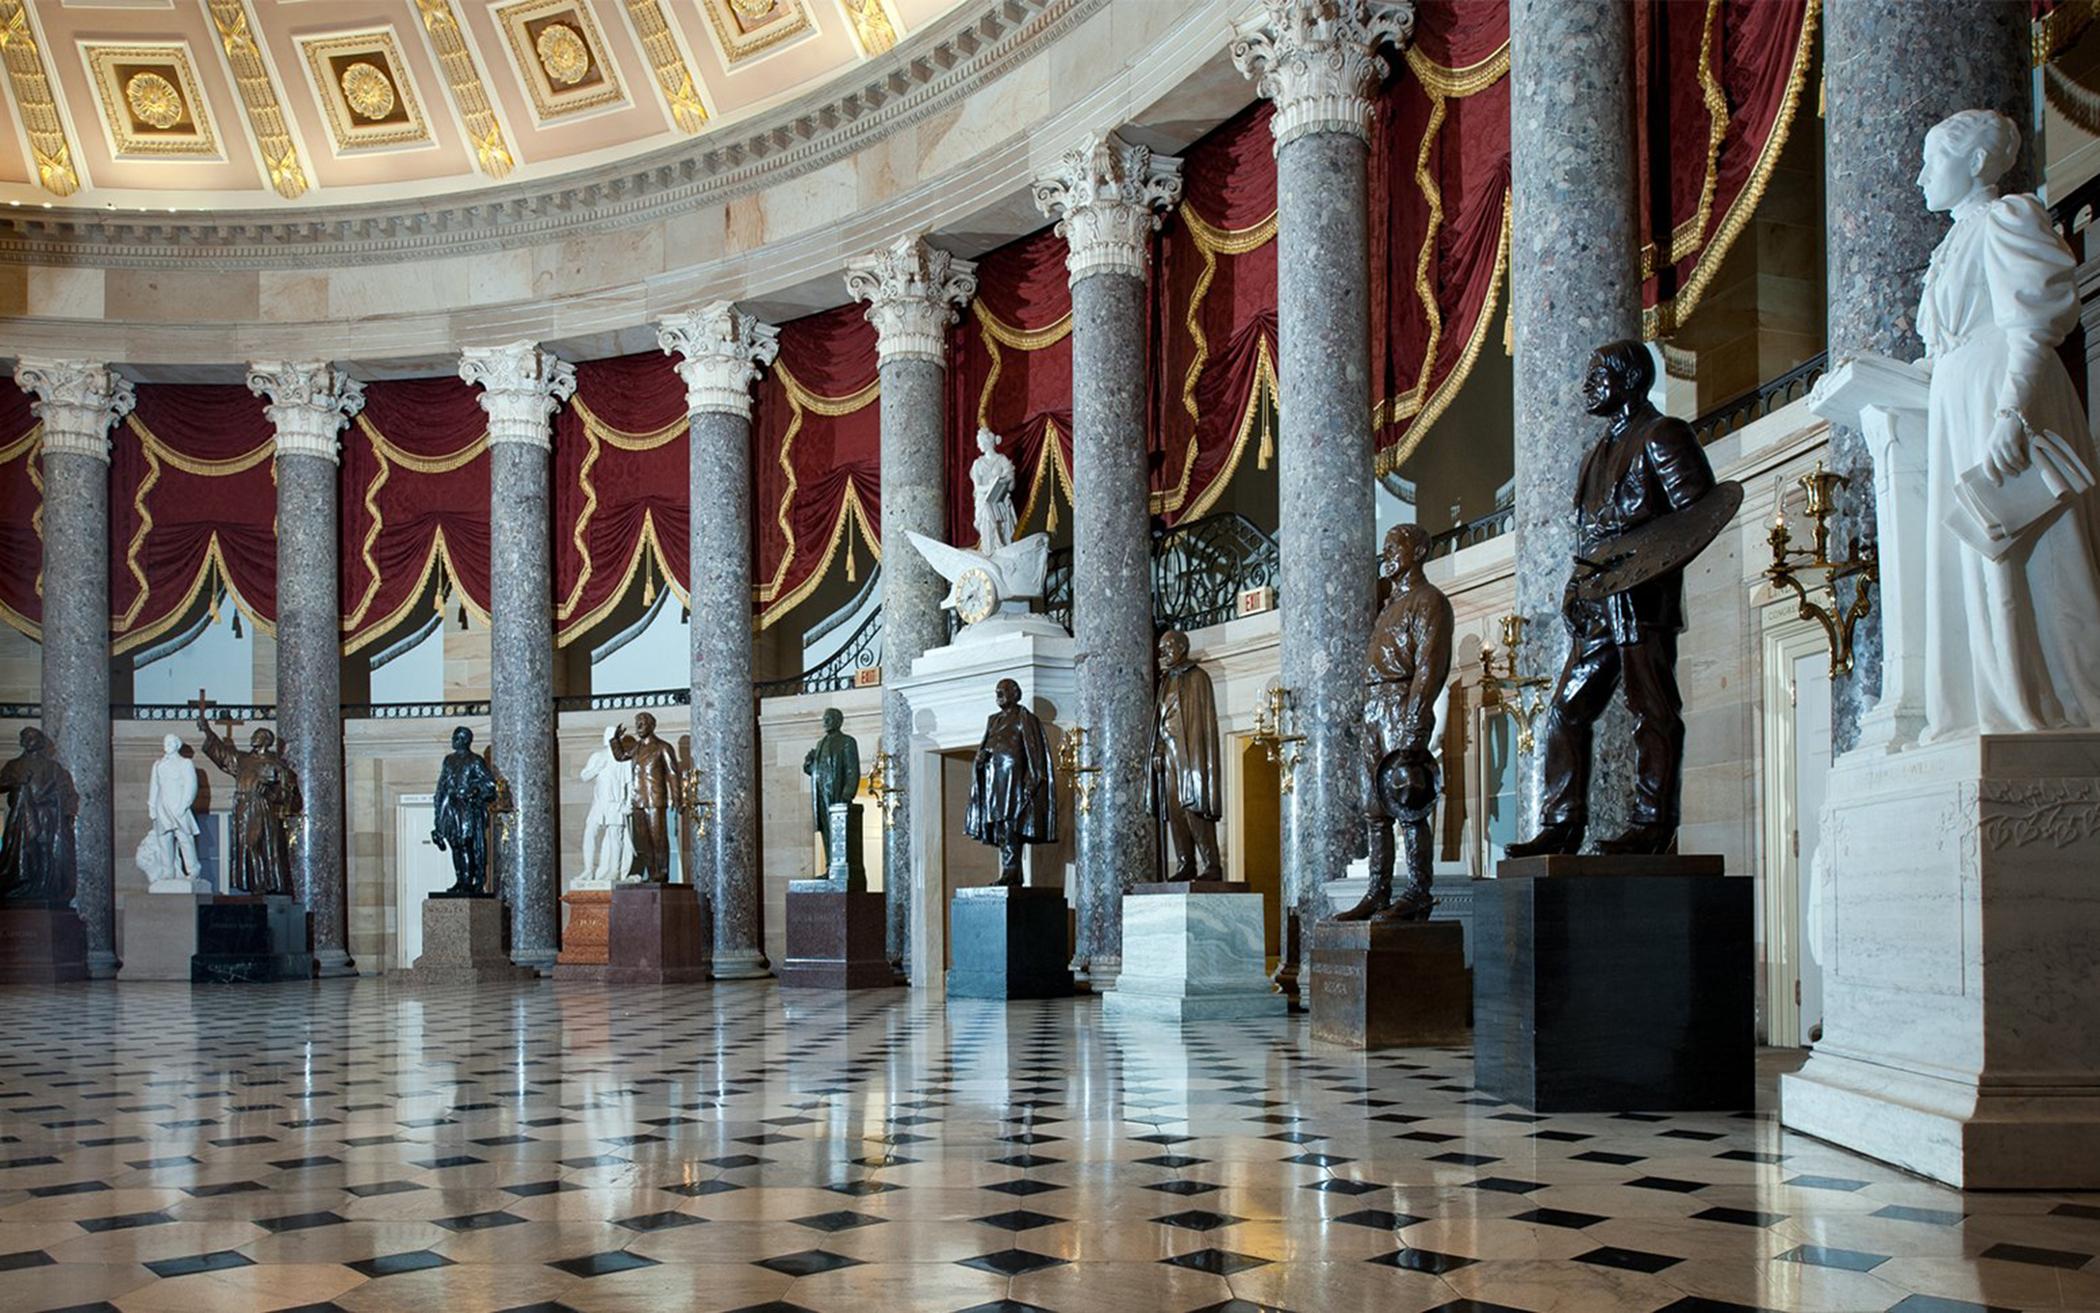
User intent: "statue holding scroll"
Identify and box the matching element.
[198,714,300,896]
[964,678,1057,886]
[0,727,77,905]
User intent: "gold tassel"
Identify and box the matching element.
[643,556,657,608]
[845,539,857,584]
[1257,411,1274,470]
[1047,497,1059,535]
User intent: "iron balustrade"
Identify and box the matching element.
[1150,512,1277,633]
[1689,352,1827,447]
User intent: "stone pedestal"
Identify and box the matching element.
[781,884,892,990]
[192,895,312,983]
[1475,855,1750,1112]
[118,893,206,981]
[1310,920,1469,1049]
[1782,733,2100,1188]
[1104,883,1285,1021]
[0,905,89,984]
[407,896,535,985]
[602,882,710,985]
[554,887,612,977]
[947,886,1073,999]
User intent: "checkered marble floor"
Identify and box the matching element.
[1,983,2096,1313]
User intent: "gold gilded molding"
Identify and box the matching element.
[205,0,309,199]
[412,0,515,178]
[0,1,80,195]
[125,72,183,129]
[497,0,622,122]
[843,0,897,55]
[340,62,396,120]
[624,0,709,134]
[300,32,430,151]
[87,45,219,158]
[699,0,813,64]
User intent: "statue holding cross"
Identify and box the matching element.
[197,700,301,898]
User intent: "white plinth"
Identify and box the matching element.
[1780,731,2100,1187]
[1103,890,1288,1021]
[118,892,204,980]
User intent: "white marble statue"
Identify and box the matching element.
[970,426,1018,552]
[577,723,635,887]
[137,733,204,893]
[1911,108,2100,738]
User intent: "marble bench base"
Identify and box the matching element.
[1104,884,1285,1021]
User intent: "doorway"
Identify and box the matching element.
[1761,610,1834,1048]
[1236,738,1282,962]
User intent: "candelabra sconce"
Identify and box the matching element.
[1479,613,1551,755]
[866,748,903,832]
[677,766,714,843]
[1053,724,1101,817]
[1249,685,1307,795]
[1764,461,1878,677]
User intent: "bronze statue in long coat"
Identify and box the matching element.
[964,678,1056,886]
[803,708,861,866]
[431,726,500,896]
[1152,629,1223,881]
[198,716,301,896]
[0,727,77,904]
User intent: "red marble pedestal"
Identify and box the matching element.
[0,904,89,984]
[601,882,711,985]
[553,888,612,980]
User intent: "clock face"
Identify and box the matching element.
[956,566,999,625]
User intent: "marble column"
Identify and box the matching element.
[1822,0,2028,753]
[459,342,576,973]
[845,235,978,972]
[13,360,134,977]
[659,303,781,980]
[248,362,364,977]
[1506,0,1641,838]
[1033,132,1183,985]
[1232,0,1407,934]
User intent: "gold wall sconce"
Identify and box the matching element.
[1250,685,1306,794]
[1053,724,1100,816]
[1764,461,1878,676]
[1480,613,1551,754]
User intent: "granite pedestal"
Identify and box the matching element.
[192,895,312,983]
[407,896,535,984]
[601,882,711,985]
[1310,919,1469,1049]
[947,886,1073,999]
[1474,855,1751,1112]
[553,887,612,979]
[0,904,89,983]
[1104,883,1285,1020]
[781,884,892,990]
[118,892,206,981]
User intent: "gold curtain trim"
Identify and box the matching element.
[1165,337,1278,523]
[1,423,41,637]
[781,367,879,417]
[757,481,878,630]
[977,302,1072,352]
[1013,419,1073,537]
[1170,203,1278,517]
[1377,194,1511,475]
[111,536,273,656]
[556,513,682,646]
[0,597,37,641]
[0,422,40,464]
[572,395,687,451]
[755,363,880,626]
[342,526,491,655]
[358,414,488,473]
[115,423,162,633]
[2036,0,2100,66]
[342,414,488,646]
[1402,40,1509,98]
[126,412,275,478]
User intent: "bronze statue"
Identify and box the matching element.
[198,714,301,896]
[617,712,679,882]
[0,727,77,905]
[431,726,500,896]
[1508,340,1724,857]
[964,678,1057,886]
[1152,629,1223,882]
[1337,523,1452,921]
[803,708,861,867]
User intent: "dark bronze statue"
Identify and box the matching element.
[1152,629,1223,882]
[616,712,679,882]
[198,714,301,896]
[803,708,861,866]
[0,727,77,905]
[430,726,500,896]
[1509,340,1724,857]
[1337,523,1453,922]
[964,678,1057,886]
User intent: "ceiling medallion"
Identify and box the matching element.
[123,71,184,129]
[535,21,589,85]
[731,0,775,17]
[339,61,396,121]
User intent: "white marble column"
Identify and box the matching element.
[846,235,978,974]
[13,360,134,977]
[460,342,576,973]
[1232,0,1408,939]
[248,362,365,977]
[1033,131,1182,985]
[659,303,781,980]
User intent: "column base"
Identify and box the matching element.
[947,887,1073,999]
[1105,889,1283,1023]
[313,949,357,978]
[601,882,711,985]
[711,948,772,980]
[118,893,203,981]
[1310,920,1468,1049]
[1269,911,1305,1011]
[86,950,119,980]
[0,904,89,984]
[406,897,536,986]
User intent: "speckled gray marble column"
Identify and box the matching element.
[249,362,364,977]
[1822,0,2029,753]
[15,361,132,977]
[461,343,575,974]
[1507,0,1641,840]
[847,236,978,973]
[660,304,780,980]
[1034,132,1183,984]
[1234,1,1409,927]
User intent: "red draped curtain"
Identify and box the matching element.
[946,227,1074,543]
[0,380,40,637]
[109,386,277,655]
[753,303,882,629]
[341,379,491,655]
[554,352,690,646]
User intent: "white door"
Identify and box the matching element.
[1791,653,1833,1043]
[394,796,456,969]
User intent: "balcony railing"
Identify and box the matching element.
[756,605,882,700]
[1690,352,1827,447]
[1152,512,1277,633]
[1426,504,1513,561]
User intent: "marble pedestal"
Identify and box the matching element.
[0,905,89,983]
[1310,920,1469,1049]
[1781,733,2100,1188]
[1103,883,1285,1021]
[407,896,535,984]
[601,882,711,985]
[781,884,892,990]
[554,887,612,978]
[947,886,1073,999]
[192,895,312,983]
[118,893,206,980]
[1475,856,1751,1112]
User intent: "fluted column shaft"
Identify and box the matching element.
[15,360,134,977]
[460,342,576,972]
[249,362,364,977]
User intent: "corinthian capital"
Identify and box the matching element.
[843,235,978,366]
[459,342,577,448]
[1231,0,1414,151]
[247,361,366,464]
[657,303,780,419]
[13,359,136,461]
[1032,132,1184,284]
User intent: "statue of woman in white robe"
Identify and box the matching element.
[1914,109,2100,738]
[970,427,1018,553]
